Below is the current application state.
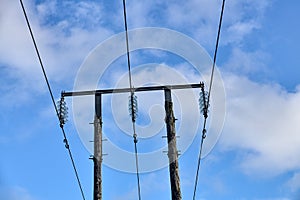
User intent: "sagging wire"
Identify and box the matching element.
[193,0,226,199]
[19,1,86,200]
[122,0,142,199]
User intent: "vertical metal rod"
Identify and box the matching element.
[164,89,182,200]
[94,94,102,200]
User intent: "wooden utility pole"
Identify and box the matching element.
[62,83,203,200]
[164,89,182,200]
[94,93,102,200]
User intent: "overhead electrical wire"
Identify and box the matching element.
[207,0,226,105]
[122,0,142,200]
[193,0,226,200]
[19,1,86,200]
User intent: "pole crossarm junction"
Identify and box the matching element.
[62,83,204,97]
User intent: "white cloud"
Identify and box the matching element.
[0,0,272,108]
[220,0,270,47]
[219,73,300,176]
[224,20,260,45]
[0,0,112,106]
[105,0,272,50]
[0,186,36,200]
[224,47,270,75]
[162,0,271,48]
[287,172,300,192]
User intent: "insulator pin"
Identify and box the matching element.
[199,88,209,118]
[57,96,68,126]
[128,93,138,122]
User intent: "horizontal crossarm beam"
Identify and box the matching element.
[62,83,204,97]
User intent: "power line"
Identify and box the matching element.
[207,0,226,106]
[193,0,226,200]
[19,1,86,200]
[122,0,133,91]
[122,0,142,199]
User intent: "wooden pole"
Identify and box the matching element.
[164,89,182,200]
[94,94,102,200]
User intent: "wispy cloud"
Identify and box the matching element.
[0,0,112,107]
[286,172,300,193]
[0,186,36,200]
[224,47,270,75]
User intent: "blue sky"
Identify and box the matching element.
[1,0,300,200]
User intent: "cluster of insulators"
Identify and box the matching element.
[57,96,68,127]
[128,93,138,122]
[199,88,209,118]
